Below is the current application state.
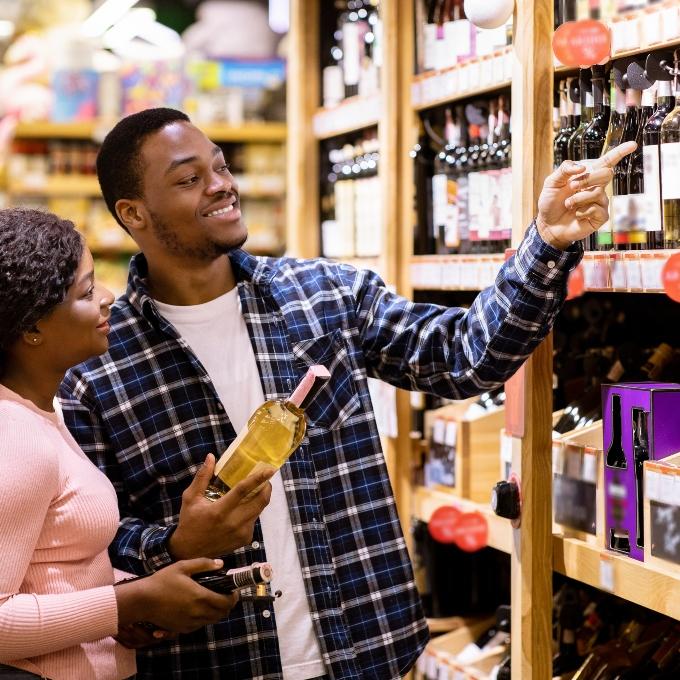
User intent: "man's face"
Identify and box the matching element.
[136,121,247,259]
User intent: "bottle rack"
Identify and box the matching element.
[287,2,680,678]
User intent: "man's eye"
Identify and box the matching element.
[179,176,199,185]
[218,164,230,172]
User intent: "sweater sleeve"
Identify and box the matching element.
[0,414,119,660]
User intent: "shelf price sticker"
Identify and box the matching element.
[566,263,585,300]
[428,505,463,544]
[428,506,488,552]
[599,553,616,593]
[662,253,680,303]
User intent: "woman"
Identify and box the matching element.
[0,208,246,679]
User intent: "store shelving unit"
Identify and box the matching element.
[15,120,287,144]
[287,1,680,678]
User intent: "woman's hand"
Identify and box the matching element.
[114,623,178,648]
[536,141,637,250]
[115,558,239,634]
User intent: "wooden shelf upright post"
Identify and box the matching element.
[509,0,555,678]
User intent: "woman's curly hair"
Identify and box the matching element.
[0,208,83,363]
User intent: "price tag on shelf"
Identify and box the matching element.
[625,255,643,292]
[610,253,627,291]
[643,9,662,46]
[458,64,470,92]
[582,450,597,484]
[566,264,585,300]
[624,17,640,51]
[645,468,662,503]
[661,6,680,42]
[599,553,615,593]
[492,54,505,83]
[428,505,463,544]
[640,253,665,291]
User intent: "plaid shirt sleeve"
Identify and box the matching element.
[348,222,582,397]
[58,375,176,574]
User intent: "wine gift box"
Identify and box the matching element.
[552,420,604,548]
[424,402,505,503]
[603,383,680,562]
[643,452,680,574]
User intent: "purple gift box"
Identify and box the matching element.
[602,382,680,561]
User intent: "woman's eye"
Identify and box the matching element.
[85,286,95,299]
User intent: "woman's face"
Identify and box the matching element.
[36,247,114,369]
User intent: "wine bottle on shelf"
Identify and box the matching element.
[643,53,676,250]
[660,49,680,250]
[612,62,642,251]
[432,108,457,254]
[582,65,611,250]
[453,105,471,254]
[596,72,627,251]
[631,408,649,550]
[466,122,483,253]
[568,69,593,162]
[495,94,512,251]
[625,72,656,251]
[553,586,584,676]
[412,120,437,254]
[554,78,572,168]
[204,365,330,500]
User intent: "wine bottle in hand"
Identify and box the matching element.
[205,365,331,500]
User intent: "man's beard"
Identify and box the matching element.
[149,211,248,259]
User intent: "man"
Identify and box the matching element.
[59,107,634,680]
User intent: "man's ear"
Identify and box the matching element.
[116,199,147,235]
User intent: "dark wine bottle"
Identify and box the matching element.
[660,49,680,250]
[568,69,593,162]
[412,120,437,254]
[554,79,571,168]
[605,394,626,469]
[643,77,675,250]
[553,586,584,675]
[632,408,649,550]
[626,85,656,250]
[582,65,611,250]
[612,85,642,250]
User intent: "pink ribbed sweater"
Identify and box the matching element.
[0,385,135,680]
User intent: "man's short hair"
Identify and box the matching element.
[96,108,190,231]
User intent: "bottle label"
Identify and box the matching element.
[342,21,361,86]
[661,142,680,200]
[612,194,630,243]
[643,145,662,232]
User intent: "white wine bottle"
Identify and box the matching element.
[204,365,331,501]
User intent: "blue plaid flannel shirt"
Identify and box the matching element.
[58,222,581,680]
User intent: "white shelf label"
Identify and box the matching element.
[599,554,615,592]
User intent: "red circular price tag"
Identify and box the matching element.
[452,512,489,553]
[553,20,611,68]
[566,264,585,300]
[428,505,462,544]
[662,253,680,303]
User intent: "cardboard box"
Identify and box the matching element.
[552,421,604,548]
[424,401,505,503]
[603,383,680,561]
[644,451,680,574]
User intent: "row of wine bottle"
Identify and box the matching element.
[414,578,680,679]
[413,94,513,256]
[555,0,669,26]
[320,133,382,259]
[553,50,680,251]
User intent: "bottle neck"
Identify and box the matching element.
[625,88,642,109]
[614,84,626,114]
[610,395,622,441]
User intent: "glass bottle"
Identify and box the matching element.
[205,366,330,500]
[660,50,680,249]
[643,78,675,249]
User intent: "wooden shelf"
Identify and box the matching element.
[7,175,101,197]
[7,173,285,200]
[14,120,287,143]
[413,485,512,555]
[412,49,512,111]
[410,253,505,291]
[312,94,381,139]
[553,534,680,621]
[555,4,680,73]
[578,249,679,294]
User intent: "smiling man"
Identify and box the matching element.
[58,107,634,680]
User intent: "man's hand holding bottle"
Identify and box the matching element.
[169,454,274,560]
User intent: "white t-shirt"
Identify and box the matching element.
[155,288,326,680]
